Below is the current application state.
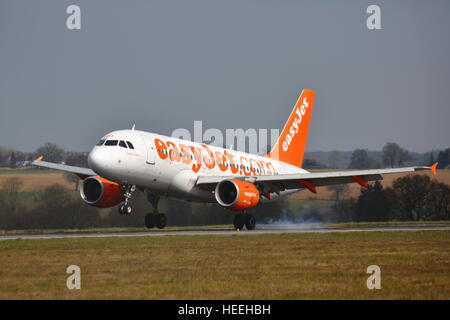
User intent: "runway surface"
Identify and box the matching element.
[1,224,449,241]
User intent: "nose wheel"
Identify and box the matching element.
[118,185,136,215]
[119,203,132,215]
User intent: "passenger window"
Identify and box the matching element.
[119,141,128,148]
[96,139,105,146]
[126,141,134,149]
[104,140,118,146]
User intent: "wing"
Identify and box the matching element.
[196,163,438,194]
[32,160,96,178]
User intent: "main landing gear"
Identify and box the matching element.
[144,192,167,229]
[233,213,256,231]
[117,187,167,229]
[118,185,136,215]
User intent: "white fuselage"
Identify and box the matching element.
[87,129,308,203]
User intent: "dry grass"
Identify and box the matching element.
[0,172,67,191]
[0,231,449,299]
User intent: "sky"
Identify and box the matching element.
[1,0,449,153]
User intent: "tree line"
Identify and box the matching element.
[0,143,88,168]
[304,143,450,170]
[334,175,450,222]
[0,176,290,230]
[0,173,448,230]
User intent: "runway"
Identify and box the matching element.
[1,224,449,241]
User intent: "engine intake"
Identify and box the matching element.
[80,176,124,208]
[215,179,260,211]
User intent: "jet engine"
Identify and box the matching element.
[80,176,124,208]
[215,179,260,211]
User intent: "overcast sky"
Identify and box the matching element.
[1,0,449,153]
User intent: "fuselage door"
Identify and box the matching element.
[141,136,156,164]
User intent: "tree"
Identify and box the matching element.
[348,149,379,169]
[334,199,356,222]
[427,151,435,166]
[387,174,434,221]
[398,148,413,167]
[9,152,17,168]
[26,184,102,229]
[303,158,325,169]
[437,148,450,169]
[426,182,450,220]
[327,151,342,169]
[1,176,24,214]
[35,143,64,163]
[327,184,350,203]
[354,181,393,222]
[65,152,88,167]
[382,142,413,168]
[0,147,14,167]
[382,142,401,167]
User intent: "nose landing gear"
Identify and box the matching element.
[144,192,167,229]
[118,185,136,215]
[118,203,132,215]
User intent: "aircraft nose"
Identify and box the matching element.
[88,148,108,173]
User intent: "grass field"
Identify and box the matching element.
[0,170,68,191]
[0,230,449,299]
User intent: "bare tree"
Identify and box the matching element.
[9,152,17,168]
[327,184,350,203]
[35,143,64,163]
[348,149,379,169]
[398,148,413,167]
[64,152,88,167]
[327,151,342,169]
[382,142,413,168]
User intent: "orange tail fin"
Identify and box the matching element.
[266,89,315,168]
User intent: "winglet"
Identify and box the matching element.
[430,162,438,176]
[33,155,44,168]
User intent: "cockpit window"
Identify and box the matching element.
[96,139,105,146]
[126,141,134,149]
[119,140,128,148]
[104,140,118,146]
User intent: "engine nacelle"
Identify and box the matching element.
[80,176,124,208]
[215,179,260,211]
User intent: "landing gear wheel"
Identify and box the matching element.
[119,203,132,215]
[233,213,245,230]
[144,213,156,229]
[245,214,256,230]
[155,213,167,229]
[145,192,163,229]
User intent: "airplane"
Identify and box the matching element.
[32,89,438,230]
